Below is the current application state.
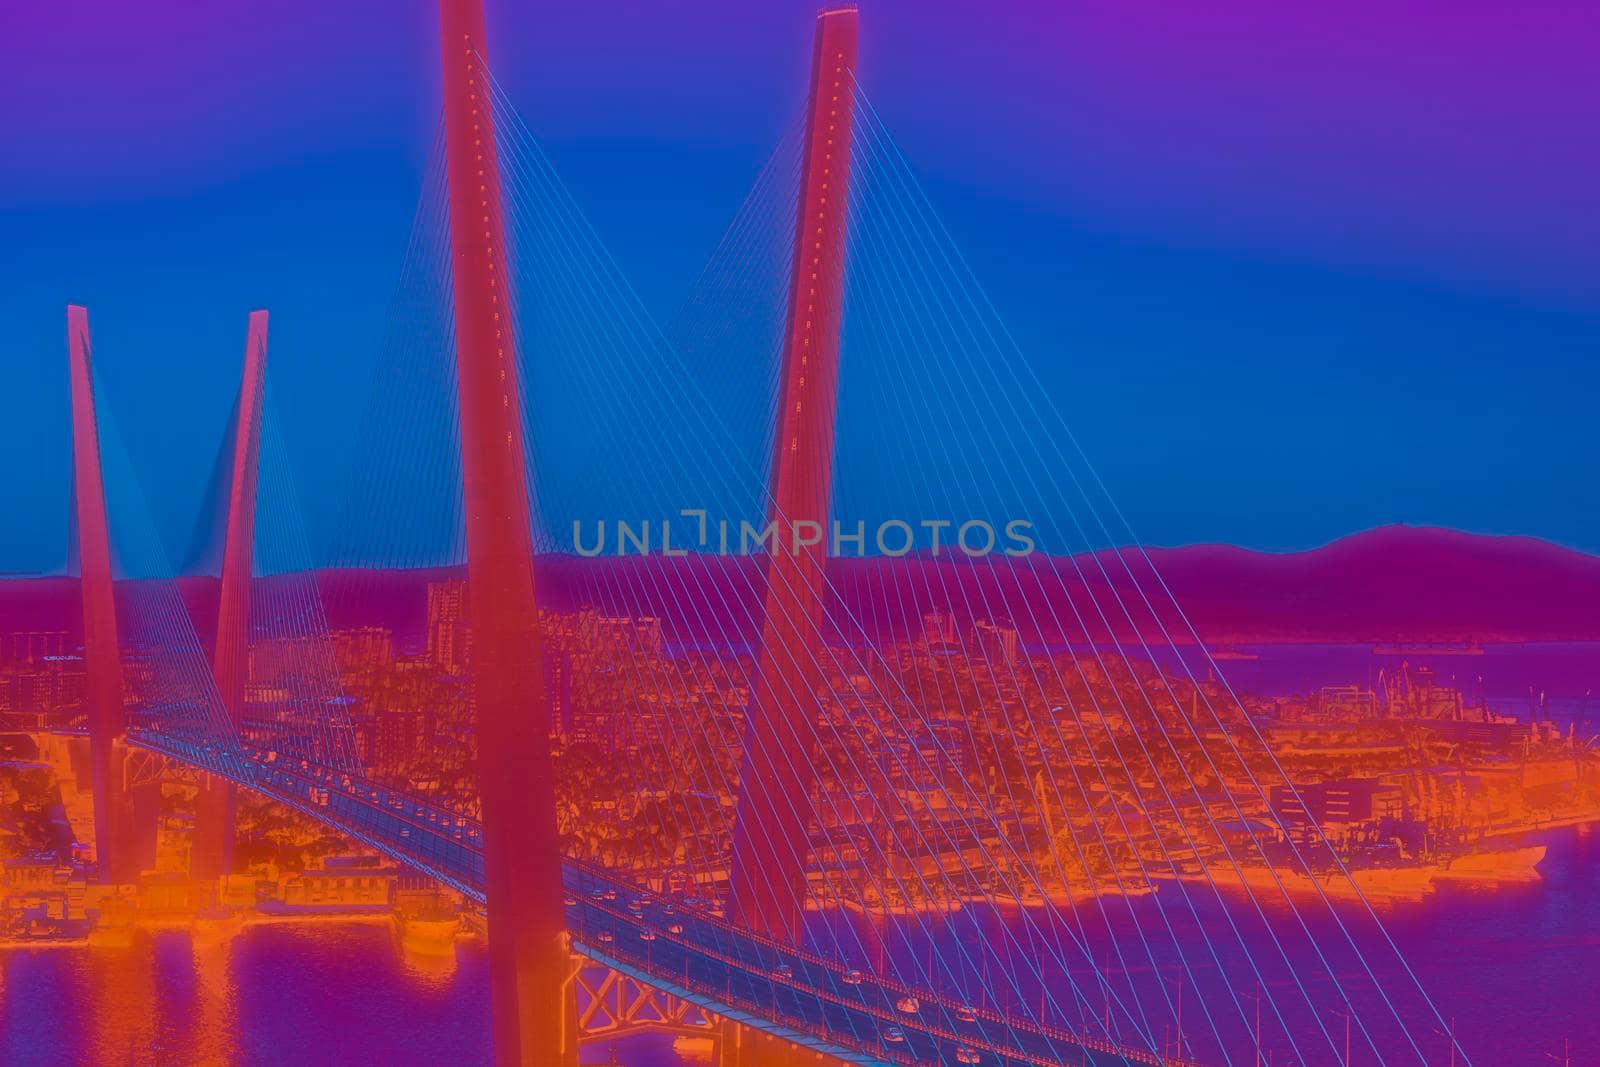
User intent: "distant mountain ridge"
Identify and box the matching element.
[1137,524,1600,642]
[0,526,1594,645]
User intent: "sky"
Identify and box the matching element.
[2,0,1597,574]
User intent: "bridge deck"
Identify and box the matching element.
[121,728,1189,1067]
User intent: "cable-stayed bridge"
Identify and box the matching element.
[103,725,1183,1067]
[20,3,1474,1066]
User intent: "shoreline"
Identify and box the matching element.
[0,908,408,952]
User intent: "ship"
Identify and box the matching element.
[1203,840,1435,899]
[1205,862,1436,899]
[1373,641,1485,657]
[393,887,462,956]
[1434,843,1547,882]
[981,877,1156,910]
[1210,647,1261,661]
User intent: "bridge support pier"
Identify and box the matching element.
[437,2,574,1064]
[119,742,161,875]
[66,305,136,885]
[192,310,268,883]
[728,4,860,942]
[191,778,235,881]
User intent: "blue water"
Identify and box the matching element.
[2,834,1596,1066]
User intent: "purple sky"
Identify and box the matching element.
[9,1,1594,299]
[2,1,1597,567]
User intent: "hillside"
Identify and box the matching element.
[1,526,1595,647]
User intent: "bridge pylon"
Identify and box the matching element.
[65,305,143,885]
[728,4,860,943]
[194,310,268,882]
[436,2,574,1064]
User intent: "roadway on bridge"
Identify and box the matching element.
[127,727,1176,1067]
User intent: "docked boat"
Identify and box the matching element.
[1204,840,1435,899]
[394,888,462,956]
[1204,860,1435,899]
[1435,843,1547,882]
[1373,642,1485,657]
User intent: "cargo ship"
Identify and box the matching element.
[1201,836,1548,899]
[1201,840,1435,899]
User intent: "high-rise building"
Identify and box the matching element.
[576,611,661,660]
[921,611,958,648]
[6,631,66,663]
[971,618,1020,667]
[425,580,470,673]
[373,706,434,776]
[426,579,468,625]
[9,671,53,713]
[634,616,662,656]
[247,637,311,697]
[545,650,573,740]
[330,627,394,673]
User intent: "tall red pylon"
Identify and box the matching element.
[194,310,269,882]
[728,4,860,943]
[437,2,574,1064]
[65,305,137,884]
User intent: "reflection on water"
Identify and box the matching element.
[0,924,497,1067]
[2,835,1596,1066]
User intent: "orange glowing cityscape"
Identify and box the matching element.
[3,2,1596,1065]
